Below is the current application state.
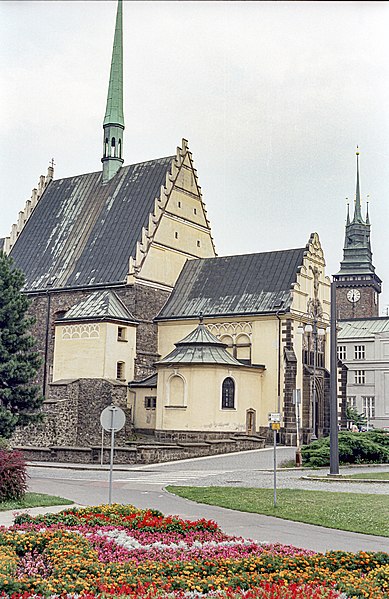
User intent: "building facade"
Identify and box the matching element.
[338,318,389,429]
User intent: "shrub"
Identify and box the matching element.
[301,431,389,468]
[0,449,28,502]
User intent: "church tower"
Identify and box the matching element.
[102,0,124,183]
[334,149,381,319]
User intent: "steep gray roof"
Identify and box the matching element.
[128,373,157,388]
[157,248,306,320]
[157,322,242,366]
[338,317,389,339]
[10,157,174,291]
[58,290,136,324]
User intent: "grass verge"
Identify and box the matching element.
[0,492,73,511]
[345,471,389,480]
[167,486,389,537]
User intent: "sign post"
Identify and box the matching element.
[100,405,126,505]
[293,389,302,467]
[268,413,281,508]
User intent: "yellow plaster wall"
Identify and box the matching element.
[128,387,157,430]
[155,365,263,432]
[53,322,136,383]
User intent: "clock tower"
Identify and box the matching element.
[334,149,381,319]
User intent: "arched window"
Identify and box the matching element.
[222,377,235,409]
[116,361,125,380]
[221,335,234,357]
[236,334,251,365]
[104,138,109,158]
[168,374,186,406]
[111,137,116,157]
[118,139,122,158]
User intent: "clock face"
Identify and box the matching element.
[347,289,361,303]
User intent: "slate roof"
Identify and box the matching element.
[338,317,389,339]
[0,239,4,252]
[157,322,243,366]
[157,248,306,320]
[128,373,158,388]
[10,157,174,291]
[57,289,136,324]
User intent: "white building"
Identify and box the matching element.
[337,317,389,429]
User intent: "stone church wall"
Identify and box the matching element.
[12,378,129,449]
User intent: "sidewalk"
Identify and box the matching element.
[0,503,79,528]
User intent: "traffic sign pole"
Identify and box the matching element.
[100,404,126,506]
[108,407,115,505]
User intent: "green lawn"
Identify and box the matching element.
[167,486,389,537]
[0,492,73,512]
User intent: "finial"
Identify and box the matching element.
[199,312,204,324]
[353,147,362,222]
[49,158,56,169]
[356,145,360,156]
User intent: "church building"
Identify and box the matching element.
[3,0,337,452]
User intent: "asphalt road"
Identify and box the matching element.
[7,446,389,553]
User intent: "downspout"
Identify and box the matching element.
[275,311,282,413]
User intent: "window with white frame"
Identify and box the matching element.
[222,377,235,409]
[337,345,346,361]
[117,326,127,341]
[144,396,156,409]
[362,396,375,419]
[354,370,366,384]
[354,345,365,360]
[347,396,357,409]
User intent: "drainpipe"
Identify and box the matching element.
[275,311,282,413]
[42,282,54,398]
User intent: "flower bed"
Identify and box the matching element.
[0,504,387,598]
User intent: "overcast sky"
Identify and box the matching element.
[1,1,389,311]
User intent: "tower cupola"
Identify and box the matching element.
[102,0,124,183]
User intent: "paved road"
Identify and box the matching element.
[5,447,388,553]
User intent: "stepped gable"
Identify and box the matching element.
[156,247,306,320]
[58,289,136,324]
[10,156,174,291]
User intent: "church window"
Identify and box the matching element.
[362,396,375,419]
[104,138,109,158]
[145,396,157,409]
[220,334,252,364]
[118,139,122,158]
[178,201,181,208]
[197,240,201,247]
[117,326,127,341]
[174,231,179,239]
[193,208,197,215]
[111,137,116,157]
[236,334,251,365]
[354,345,365,360]
[337,345,346,361]
[116,361,125,380]
[222,377,235,409]
[354,370,365,384]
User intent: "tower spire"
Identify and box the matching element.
[102,0,124,183]
[353,146,363,222]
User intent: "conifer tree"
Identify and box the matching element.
[0,251,43,438]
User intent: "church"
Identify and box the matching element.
[3,1,338,454]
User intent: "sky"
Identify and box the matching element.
[1,0,389,311]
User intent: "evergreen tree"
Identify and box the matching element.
[0,252,43,438]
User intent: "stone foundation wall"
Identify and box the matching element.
[16,434,266,465]
[12,378,130,448]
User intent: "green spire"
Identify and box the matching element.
[353,147,363,223]
[102,0,125,183]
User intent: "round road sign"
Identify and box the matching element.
[100,405,126,432]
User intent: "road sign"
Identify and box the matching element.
[269,412,281,423]
[271,422,280,431]
[100,405,126,432]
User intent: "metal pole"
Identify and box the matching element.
[330,281,340,475]
[108,406,115,505]
[273,428,277,508]
[101,427,104,467]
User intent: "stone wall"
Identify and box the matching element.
[12,378,130,448]
[15,434,266,465]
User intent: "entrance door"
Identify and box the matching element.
[246,409,256,435]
